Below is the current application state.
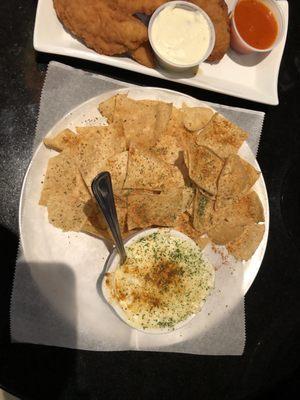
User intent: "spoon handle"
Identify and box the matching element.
[91,172,127,264]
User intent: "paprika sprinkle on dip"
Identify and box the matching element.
[234,0,278,50]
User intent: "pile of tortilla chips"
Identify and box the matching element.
[40,93,265,261]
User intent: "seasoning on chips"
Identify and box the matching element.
[47,195,87,232]
[127,190,183,230]
[216,154,260,209]
[74,123,126,188]
[124,147,184,190]
[39,150,90,206]
[208,191,265,245]
[39,93,264,261]
[44,129,78,152]
[196,113,248,159]
[98,95,116,123]
[186,144,224,195]
[226,223,265,261]
[182,104,214,132]
[193,189,217,234]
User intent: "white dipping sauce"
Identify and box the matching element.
[151,6,211,66]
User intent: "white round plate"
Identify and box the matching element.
[19,87,269,334]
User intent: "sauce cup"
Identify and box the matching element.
[230,0,285,55]
[149,1,215,71]
[102,227,213,334]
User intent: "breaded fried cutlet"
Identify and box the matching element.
[189,0,230,62]
[53,0,148,56]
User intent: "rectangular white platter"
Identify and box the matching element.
[34,0,288,105]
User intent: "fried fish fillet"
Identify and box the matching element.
[108,0,167,15]
[53,0,148,55]
[189,0,230,62]
[131,42,156,68]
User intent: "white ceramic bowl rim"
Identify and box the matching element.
[148,0,216,68]
[231,0,285,53]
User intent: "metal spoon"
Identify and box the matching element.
[91,171,127,264]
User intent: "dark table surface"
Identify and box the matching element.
[0,1,299,399]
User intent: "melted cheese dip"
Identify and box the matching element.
[105,231,214,331]
[151,5,211,66]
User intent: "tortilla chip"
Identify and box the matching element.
[227,191,264,222]
[175,151,192,186]
[155,102,173,137]
[81,192,127,239]
[83,151,128,191]
[226,223,265,261]
[124,147,184,190]
[85,217,109,240]
[74,123,126,186]
[113,93,129,122]
[81,219,109,239]
[114,191,128,232]
[98,95,116,123]
[127,190,183,230]
[208,221,246,245]
[207,191,264,245]
[182,187,195,213]
[165,106,187,144]
[217,154,248,199]
[193,189,217,234]
[83,198,107,230]
[44,129,78,152]
[197,186,217,200]
[241,159,261,190]
[40,95,264,259]
[175,213,210,250]
[39,150,90,206]
[75,126,97,136]
[217,190,264,223]
[122,229,140,239]
[187,144,224,195]
[76,120,123,135]
[77,173,92,202]
[182,104,214,132]
[47,195,87,232]
[150,134,181,164]
[243,191,265,222]
[183,149,190,170]
[101,151,128,190]
[113,95,158,147]
[216,155,260,209]
[196,114,248,158]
